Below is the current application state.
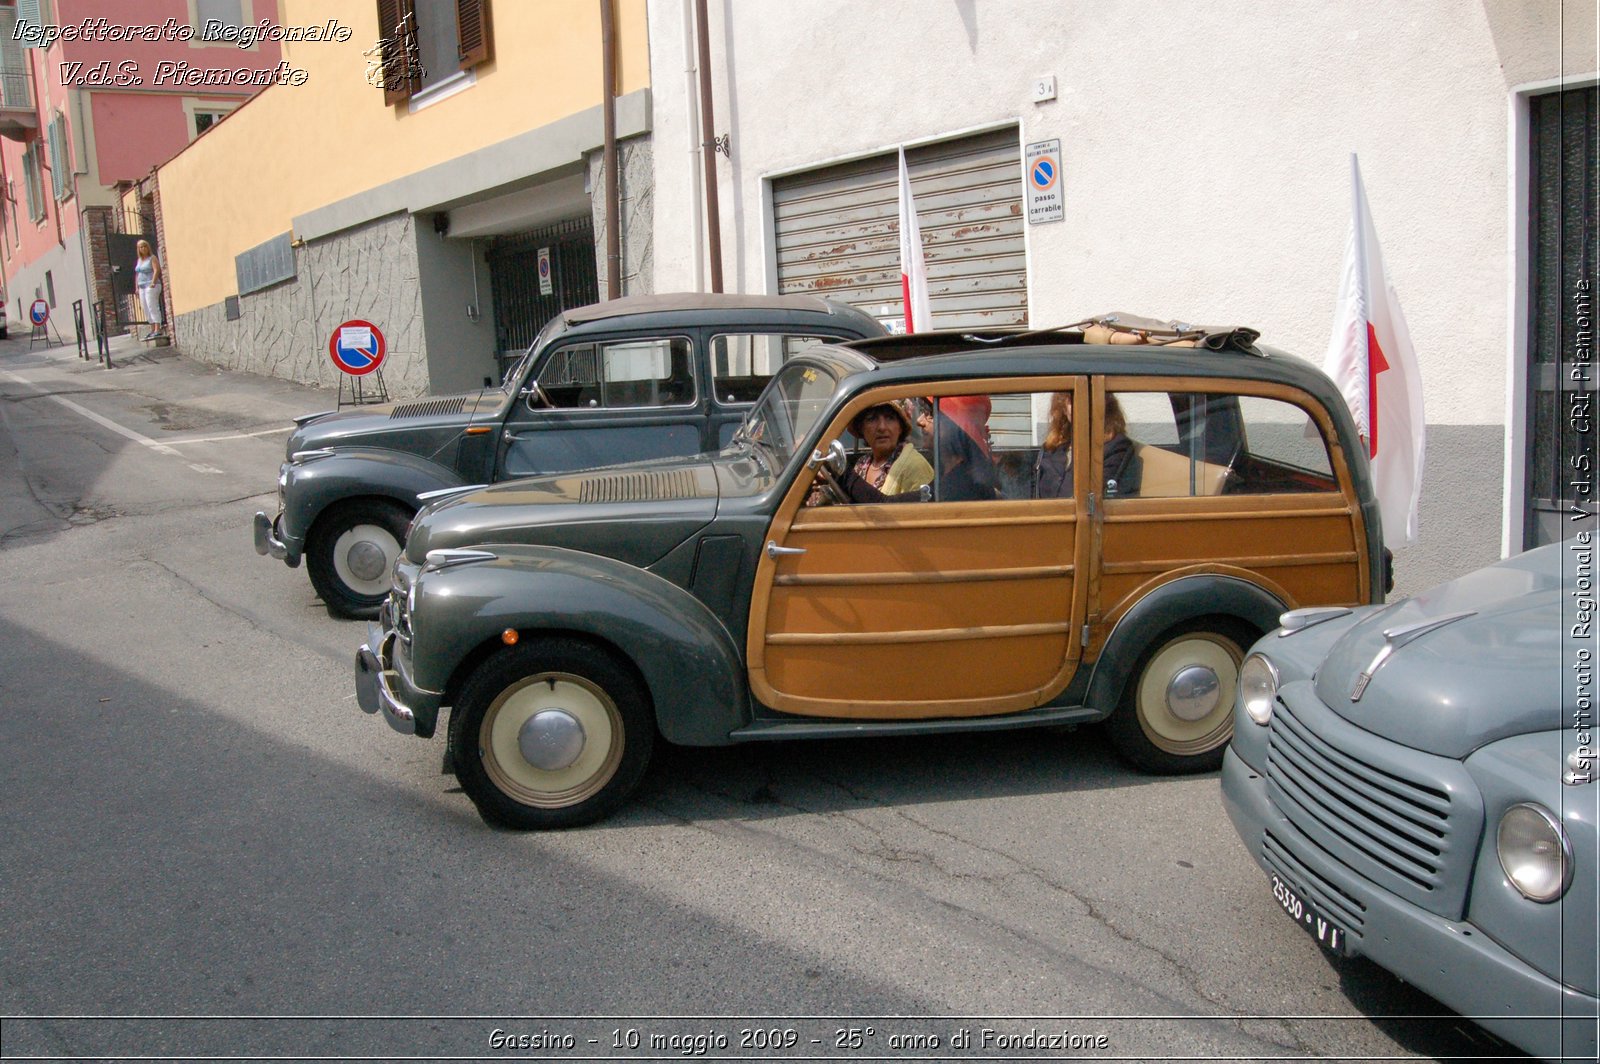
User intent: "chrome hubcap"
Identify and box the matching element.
[1166,664,1221,721]
[517,709,586,771]
[347,539,389,583]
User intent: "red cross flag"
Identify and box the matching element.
[897,147,932,333]
[1323,154,1425,547]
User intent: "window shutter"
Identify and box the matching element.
[375,0,416,105]
[455,0,491,70]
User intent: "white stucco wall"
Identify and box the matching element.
[650,0,1598,584]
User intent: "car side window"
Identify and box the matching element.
[711,333,833,405]
[1230,394,1338,493]
[536,338,695,409]
[1112,389,1337,497]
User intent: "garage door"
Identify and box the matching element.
[772,127,1027,329]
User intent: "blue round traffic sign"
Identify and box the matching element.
[1030,158,1057,190]
[328,319,386,376]
[29,299,49,326]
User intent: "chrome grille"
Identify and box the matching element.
[1265,686,1482,920]
[391,397,467,419]
[579,469,697,504]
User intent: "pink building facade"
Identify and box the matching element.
[0,0,282,338]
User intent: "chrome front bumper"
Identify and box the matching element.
[253,510,301,566]
[355,622,441,737]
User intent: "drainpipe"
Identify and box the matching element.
[600,0,620,300]
[679,0,704,291]
[692,0,722,292]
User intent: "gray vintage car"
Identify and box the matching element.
[1222,537,1598,1062]
[253,294,884,616]
[356,315,1389,830]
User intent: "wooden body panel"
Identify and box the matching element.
[751,499,1084,718]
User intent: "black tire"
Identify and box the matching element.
[448,638,654,830]
[305,498,412,619]
[1104,618,1256,774]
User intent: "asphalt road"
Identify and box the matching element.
[0,335,1523,1062]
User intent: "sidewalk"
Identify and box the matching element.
[2,327,334,431]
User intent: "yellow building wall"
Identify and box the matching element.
[159,0,651,313]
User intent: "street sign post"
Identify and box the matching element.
[329,319,389,407]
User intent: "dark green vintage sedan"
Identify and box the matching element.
[255,293,883,616]
[356,315,1386,829]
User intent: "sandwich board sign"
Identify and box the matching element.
[329,320,385,376]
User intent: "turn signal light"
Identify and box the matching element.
[501,629,519,646]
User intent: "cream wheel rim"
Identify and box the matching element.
[480,672,623,808]
[1135,634,1241,755]
[331,522,401,596]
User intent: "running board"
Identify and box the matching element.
[729,704,1103,742]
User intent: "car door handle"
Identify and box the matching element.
[766,540,806,558]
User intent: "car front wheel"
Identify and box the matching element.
[448,639,654,830]
[305,499,411,618]
[1105,619,1253,774]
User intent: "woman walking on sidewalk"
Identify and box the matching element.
[134,240,164,339]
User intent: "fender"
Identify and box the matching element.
[407,544,748,746]
[1083,573,1287,716]
[278,448,466,561]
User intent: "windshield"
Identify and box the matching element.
[499,314,569,393]
[734,361,840,467]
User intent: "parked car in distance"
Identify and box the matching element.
[355,313,1388,828]
[254,293,885,616]
[1222,537,1598,1063]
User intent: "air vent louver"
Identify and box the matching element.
[390,397,467,419]
[579,470,697,504]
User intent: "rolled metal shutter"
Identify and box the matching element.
[773,127,1027,329]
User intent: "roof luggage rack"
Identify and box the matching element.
[848,313,1262,360]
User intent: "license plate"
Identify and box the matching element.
[1270,875,1347,954]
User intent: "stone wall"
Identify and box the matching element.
[174,213,430,398]
[588,135,654,297]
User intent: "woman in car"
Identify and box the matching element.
[1036,392,1143,498]
[809,401,933,504]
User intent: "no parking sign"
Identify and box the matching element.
[1024,140,1063,225]
[29,299,49,327]
[329,319,386,376]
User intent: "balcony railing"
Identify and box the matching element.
[0,70,38,139]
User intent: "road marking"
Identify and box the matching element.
[0,369,222,474]
[164,426,292,445]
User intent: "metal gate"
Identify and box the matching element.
[1525,86,1598,548]
[487,216,600,374]
[772,127,1027,330]
[104,206,153,328]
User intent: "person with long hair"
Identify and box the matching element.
[134,239,164,339]
[1035,391,1143,498]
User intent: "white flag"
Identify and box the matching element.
[1324,154,1425,547]
[897,148,932,333]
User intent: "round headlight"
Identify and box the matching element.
[1239,653,1279,725]
[1496,803,1571,902]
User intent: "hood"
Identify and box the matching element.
[1313,543,1579,758]
[285,388,505,457]
[406,452,721,569]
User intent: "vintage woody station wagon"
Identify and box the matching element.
[355,315,1386,828]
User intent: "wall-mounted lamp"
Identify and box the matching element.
[433,212,450,236]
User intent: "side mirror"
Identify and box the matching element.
[520,382,551,410]
[809,438,848,478]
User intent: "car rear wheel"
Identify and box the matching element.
[1105,619,1254,774]
[448,638,654,830]
[305,499,411,618]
